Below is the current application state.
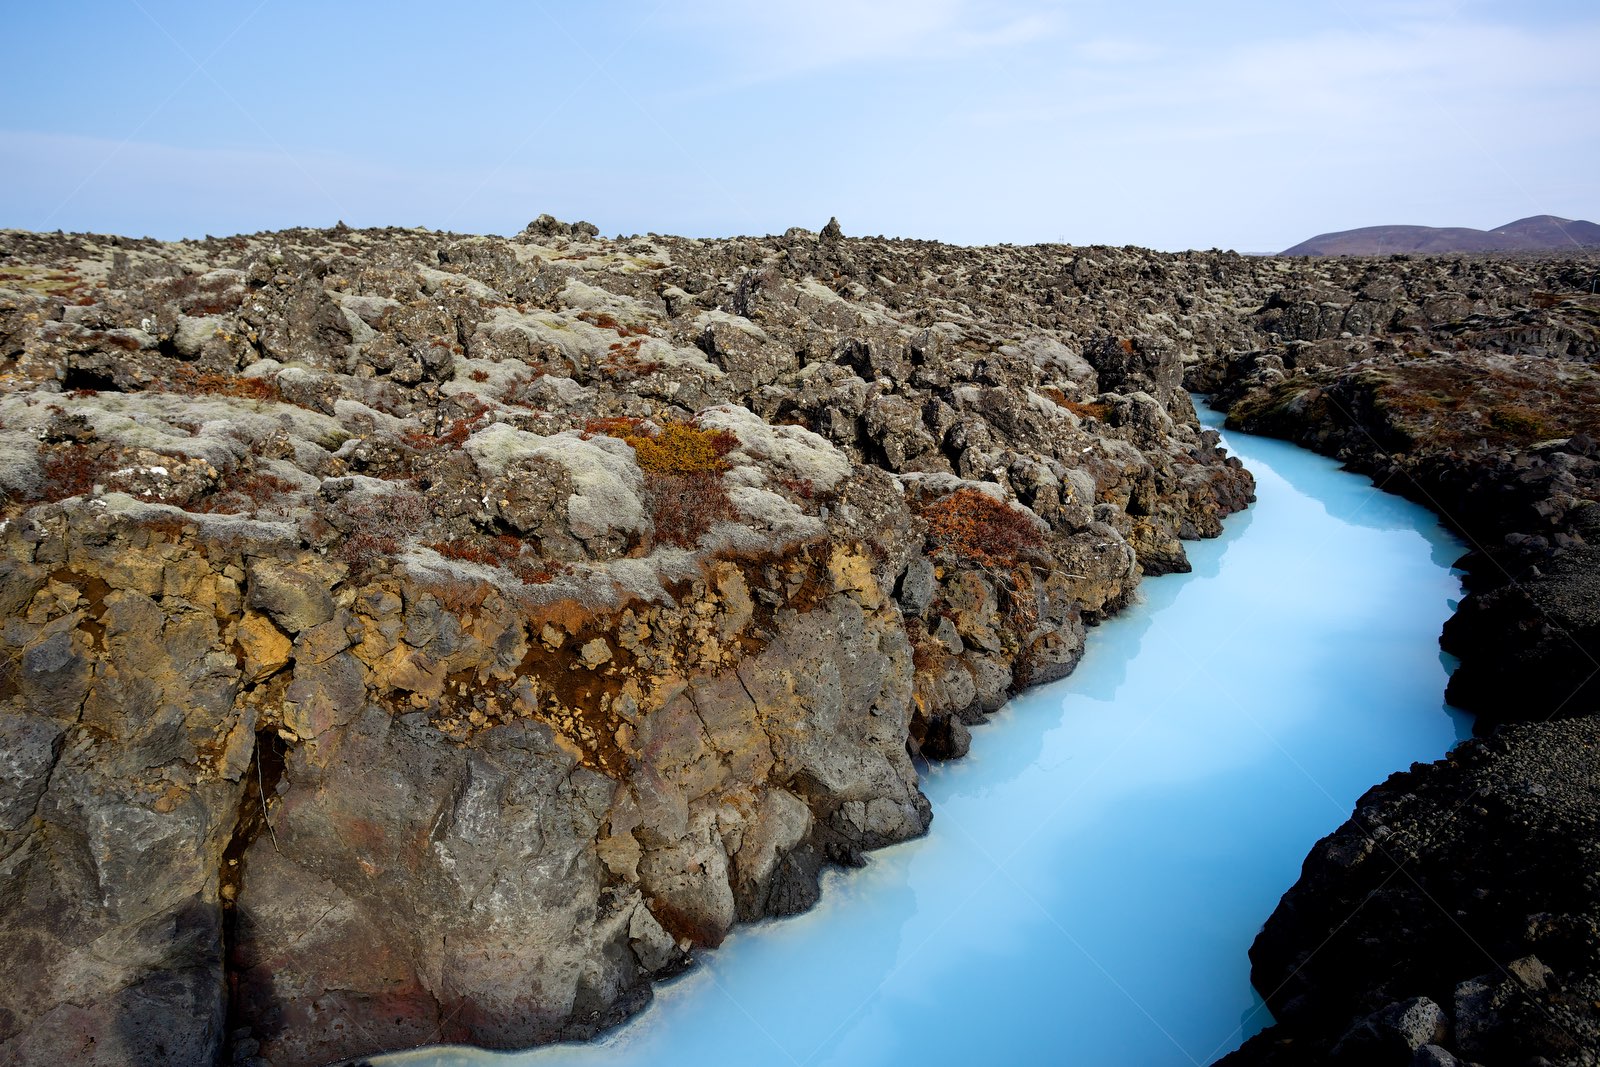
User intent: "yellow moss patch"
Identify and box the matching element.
[625,421,737,475]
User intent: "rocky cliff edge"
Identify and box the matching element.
[0,219,1253,1066]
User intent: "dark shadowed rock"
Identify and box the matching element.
[1219,718,1600,1067]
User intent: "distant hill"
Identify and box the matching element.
[1281,215,1600,256]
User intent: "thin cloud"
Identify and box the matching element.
[669,0,1061,83]
[1071,37,1166,65]
[952,15,1600,160]
[919,10,1600,249]
[2,3,1594,251]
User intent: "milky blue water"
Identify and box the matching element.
[390,405,1469,1067]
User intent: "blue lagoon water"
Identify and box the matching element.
[393,408,1469,1067]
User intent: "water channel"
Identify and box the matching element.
[396,403,1470,1066]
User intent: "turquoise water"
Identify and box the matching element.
[392,407,1469,1067]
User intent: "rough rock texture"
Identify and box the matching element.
[4,221,1596,1067]
[1224,718,1600,1067]
[0,222,1254,1065]
[1220,358,1600,729]
[1199,252,1600,1066]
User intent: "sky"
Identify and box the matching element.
[2,1,1597,252]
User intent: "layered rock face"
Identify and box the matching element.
[1199,254,1600,1066]
[0,220,1254,1065]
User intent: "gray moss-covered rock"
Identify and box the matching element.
[48,219,1600,1066]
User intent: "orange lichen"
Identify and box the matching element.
[596,420,741,548]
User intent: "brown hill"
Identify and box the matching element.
[1281,214,1600,256]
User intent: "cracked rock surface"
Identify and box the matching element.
[3,220,1595,1066]
[0,220,1253,1065]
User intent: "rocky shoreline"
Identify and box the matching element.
[1199,257,1600,1066]
[0,220,1254,1066]
[0,222,1594,1066]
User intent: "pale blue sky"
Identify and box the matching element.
[3,1,1596,251]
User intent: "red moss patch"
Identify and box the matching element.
[1062,399,1111,421]
[919,488,1046,570]
[162,366,282,403]
[25,444,125,504]
[647,471,737,548]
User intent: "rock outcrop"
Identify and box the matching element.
[0,223,1253,1065]
[1198,252,1600,1066]
[4,221,1596,1067]
[1225,717,1600,1067]
[1219,357,1600,729]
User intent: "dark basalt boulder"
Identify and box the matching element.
[1221,717,1600,1067]
[1441,542,1600,725]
